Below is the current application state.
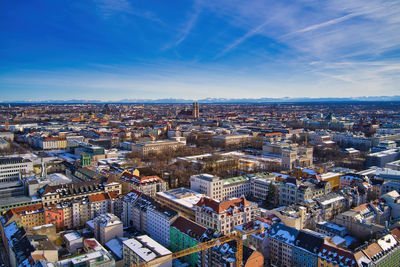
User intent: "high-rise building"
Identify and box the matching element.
[193,102,199,118]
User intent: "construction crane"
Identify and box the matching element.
[132,226,265,267]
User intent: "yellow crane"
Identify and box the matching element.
[132,227,265,267]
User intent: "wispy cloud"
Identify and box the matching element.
[206,0,400,60]
[215,18,270,58]
[282,12,360,38]
[174,9,201,47]
[94,0,162,23]
[163,1,203,50]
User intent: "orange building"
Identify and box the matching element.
[45,205,64,231]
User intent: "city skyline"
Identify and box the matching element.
[1,0,400,101]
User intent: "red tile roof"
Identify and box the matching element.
[108,191,120,199]
[88,193,110,203]
[195,196,249,214]
[10,204,44,216]
[362,243,383,258]
[391,227,400,240]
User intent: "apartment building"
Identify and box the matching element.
[120,172,167,197]
[123,235,172,267]
[0,221,34,267]
[29,235,59,263]
[93,213,123,245]
[89,192,111,218]
[41,180,121,206]
[190,172,275,201]
[44,204,64,231]
[195,196,260,235]
[381,190,400,218]
[121,190,143,227]
[72,197,91,228]
[120,189,178,248]
[250,174,275,200]
[334,200,389,239]
[291,230,325,267]
[190,174,223,200]
[278,178,332,206]
[146,203,178,248]
[3,203,45,228]
[268,223,299,267]
[315,193,347,221]
[269,205,309,230]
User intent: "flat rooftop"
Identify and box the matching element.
[123,235,171,262]
[157,188,205,210]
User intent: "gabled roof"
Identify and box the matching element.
[42,180,103,196]
[171,216,207,241]
[195,196,249,214]
[318,244,357,266]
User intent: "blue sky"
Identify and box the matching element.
[1,0,400,101]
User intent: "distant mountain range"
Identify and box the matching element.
[3,96,400,104]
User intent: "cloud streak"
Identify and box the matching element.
[215,18,270,58]
[94,0,163,23]
[282,12,360,38]
[163,1,203,50]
